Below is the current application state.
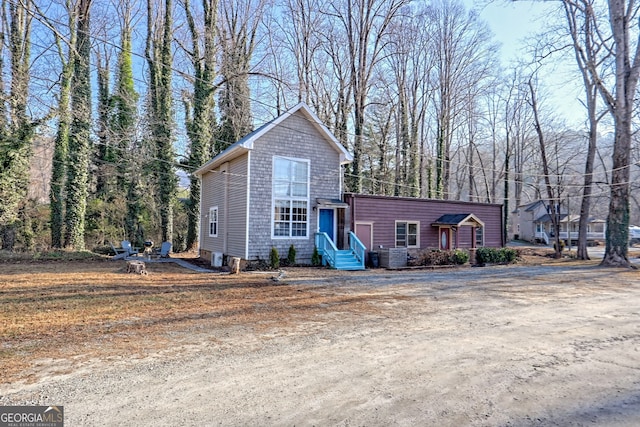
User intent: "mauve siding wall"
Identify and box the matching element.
[199,154,248,258]
[346,194,503,249]
[247,111,344,262]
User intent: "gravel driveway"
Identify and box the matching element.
[2,263,640,426]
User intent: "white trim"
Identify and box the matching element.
[271,156,311,239]
[199,175,204,253]
[355,221,374,250]
[317,207,338,241]
[395,220,420,248]
[245,151,251,260]
[208,206,219,237]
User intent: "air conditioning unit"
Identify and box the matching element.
[211,252,223,267]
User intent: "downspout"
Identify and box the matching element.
[222,162,229,255]
[198,173,204,257]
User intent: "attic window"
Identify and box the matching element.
[272,156,309,238]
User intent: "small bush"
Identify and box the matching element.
[450,249,470,265]
[414,249,469,266]
[287,244,296,265]
[269,247,280,269]
[311,246,321,266]
[475,247,520,265]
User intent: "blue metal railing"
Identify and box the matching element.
[315,231,366,270]
[315,232,338,267]
[348,231,366,268]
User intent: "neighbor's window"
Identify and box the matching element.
[396,221,419,248]
[209,206,218,237]
[273,156,309,238]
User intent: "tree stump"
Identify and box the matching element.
[126,260,148,275]
[230,257,241,274]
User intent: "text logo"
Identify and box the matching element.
[0,406,63,427]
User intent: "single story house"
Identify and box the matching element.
[345,193,504,253]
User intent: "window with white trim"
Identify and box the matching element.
[395,221,419,248]
[209,207,218,237]
[273,157,309,238]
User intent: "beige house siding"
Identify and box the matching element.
[199,154,248,259]
[247,111,344,262]
[226,154,249,258]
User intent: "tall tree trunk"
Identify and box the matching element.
[146,0,176,244]
[114,6,141,245]
[528,78,562,258]
[64,0,92,250]
[49,1,75,249]
[562,0,604,260]
[184,0,217,251]
[600,0,640,267]
[0,0,34,250]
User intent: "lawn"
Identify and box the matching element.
[0,256,374,384]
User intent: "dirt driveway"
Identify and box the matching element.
[2,262,640,426]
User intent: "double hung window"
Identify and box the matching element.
[273,157,309,238]
[396,221,419,248]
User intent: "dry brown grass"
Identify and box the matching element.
[0,259,387,384]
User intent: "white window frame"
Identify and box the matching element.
[209,206,218,237]
[271,156,310,239]
[395,220,419,248]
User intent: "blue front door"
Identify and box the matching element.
[319,209,335,242]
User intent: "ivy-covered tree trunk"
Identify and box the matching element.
[95,52,111,198]
[146,0,176,244]
[49,5,76,249]
[113,12,140,245]
[184,0,217,251]
[64,0,92,250]
[0,0,34,251]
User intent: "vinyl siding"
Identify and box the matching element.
[199,154,248,258]
[247,110,344,262]
[346,193,503,249]
[226,155,249,257]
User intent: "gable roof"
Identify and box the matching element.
[194,103,353,177]
[432,213,485,228]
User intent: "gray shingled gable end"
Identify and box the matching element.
[194,103,352,176]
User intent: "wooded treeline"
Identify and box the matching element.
[0,0,639,266]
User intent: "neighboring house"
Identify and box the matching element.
[345,193,503,253]
[513,200,605,245]
[194,103,353,266]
